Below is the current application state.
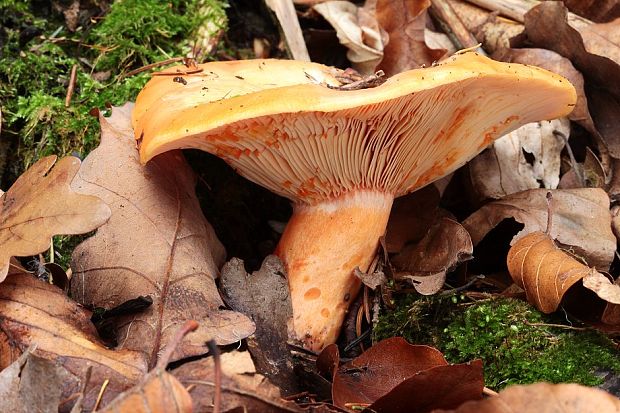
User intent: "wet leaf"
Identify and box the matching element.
[0,155,111,282]
[174,350,301,412]
[393,216,473,295]
[434,382,620,413]
[463,188,615,270]
[0,347,71,413]
[468,119,570,199]
[375,0,447,75]
[318,338,483,412]
[0,272,147,411]
[507,231,620,313]
[70,104,254,367]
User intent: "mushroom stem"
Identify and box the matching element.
[275,190,393,351]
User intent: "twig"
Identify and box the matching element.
[523,320,589,331]
[554,130,585,187]
[206,340,222,413]
[327,71,386,90]
[545,192,553,236]
[483,386,499,396]
[343,329,372,353]
[124,57,201,78]
[65,64,78,107]
[157,320,199,369]
[439,274,485,296]
[265,0,311,61]
[92,379,109,412]
[430,0,486,53]
[463,0,592,25]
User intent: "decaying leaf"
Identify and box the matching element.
[522,2,620,99]
[220,256,297,393]
[393,216,473,295]
[0,155,111,282]
[375,0,447,75]
[564,0,620,23]
[97,321,197,413]
[318,338,483,412]
[507,231,620,314]
[70,104,254,366]
[463,188,616,270]
[0,272,147,412]
[468,119,569,200]
[0,347,71,413]
[174,350,300,412]
[313,1,384,74]
[434,382,620,413]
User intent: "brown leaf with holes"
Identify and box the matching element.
[463,189,615,270]
[433,382,620,413]
[0,272,147,412]
[318,338,483,412]
[507,231,620,315]
[70,104,254,368]
[174,350,302,413]
[375,0,447,75]
[0,155,111,282]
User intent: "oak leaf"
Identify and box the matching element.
[70,104,254,367]
[0,155,111,282]
[0,272,147,412]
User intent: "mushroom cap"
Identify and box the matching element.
[133,53,576,204]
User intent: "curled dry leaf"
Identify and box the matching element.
[563,0,620,23]
[0,347,71,413]
[0,273,147,412]
[313,1,385,74]
[433,382,620,413]
[393,216,473,295]
[70,104,254,366]
[463,188,616,270]
[174,350,301,413]
[318,337,483,412]
[506,231,620,314]
[468,119,569,199]
[375,0,447,75]
[0,155,111,282]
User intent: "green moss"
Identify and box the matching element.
[374,295,620,389]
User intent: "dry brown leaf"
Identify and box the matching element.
[469,119,569,200]
[220,256,297,393]
[587,87,620,160]
[433,382,620,413]
[0,272,147,412]
[318,338,483,412]
[393,216,473,295]
[70,104,254,366]
[174,350,301,412]
[463,188,615,270]
[0,347,71,413]
[522,2,620,99]
[506,231,620,313]
[313,1,385,74]
[564,0,620,23]
[97,321,197,413]
[0,155,111,282]
[375,0,447,75]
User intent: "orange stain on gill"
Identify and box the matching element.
[304,288,321,300]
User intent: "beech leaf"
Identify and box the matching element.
[0,273,147,412]
[463,188,616,270]
[434,382,620,413]
[70,104,255,366]
[0,155,111,282]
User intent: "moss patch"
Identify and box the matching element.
[374,295,620,389]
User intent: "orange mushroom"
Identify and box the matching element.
[132,53,576,351]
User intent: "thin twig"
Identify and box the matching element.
[430,0,486,53]
[123,57,201,78]
[545,192,553,236]
[483,386,499,396]
[439,274,485,296]
[157,320,199,369]
[65,64,78,107]
[92,379,109,412]
[523,320,589,331]
[343,329,372,353]
[327,71,386,90]
[206,340,222,413]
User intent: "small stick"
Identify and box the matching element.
[206,340,222,413]
[464,0,592,26]
[554,130,585,187]
[545,192,553,236]
[483,386,499,396]
[65,64,78,107]
[523,320,589,331]
[430,0,486,53]
[327,71,386,91]
[92,379,109,412]
[124,57,202,78]
[157,320,199,369]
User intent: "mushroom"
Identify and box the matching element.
[132,53,576,351]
